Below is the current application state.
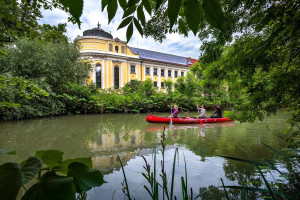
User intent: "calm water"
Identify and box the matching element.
[0,111,289,199]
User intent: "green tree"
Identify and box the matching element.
[0,38,91,92]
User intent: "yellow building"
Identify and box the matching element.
[78,25,196,91]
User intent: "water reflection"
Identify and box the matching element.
[0,112,291,199]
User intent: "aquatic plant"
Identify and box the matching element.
[0,150,105,200]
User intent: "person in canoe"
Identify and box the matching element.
[197,104,206,119]
[210,104,222,118]
[169,105,178,118]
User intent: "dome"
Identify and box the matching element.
[83,25,113,39]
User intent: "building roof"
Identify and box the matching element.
[187,57,198,66]
[129,47,194,66]
[83,27,113,39]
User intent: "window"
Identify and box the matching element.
[154,82,157,87]
[115,46,119,52]
[146,67,150,75]
[181,72,184,77]
[161,69,165,76]
[114,66,119,89]
[130,65,135,74]
[161,82,165,88]
[109,43,113,51]
[154,68,157,76]
[168,70,172,77]
[121,46,125,53]
[95,63,101,89]
[175,71,178,77]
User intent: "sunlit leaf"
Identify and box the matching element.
[0,157,41,200]
[118,17,133,30]
[127,22,134,42]
[67,162,105,193]
[202,0,224,31]
[137,4,146,26]
[21,171,75,200]
[35,150,63,168]
[168,0,182,29]
[184,0,200,35]
[134,17,144,36]
[108,0,118,23]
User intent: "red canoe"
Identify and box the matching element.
[146,115,233,124]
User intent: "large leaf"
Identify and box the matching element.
[168,0,182,29]
[134,17,144,36]
[202,0,224,31]
[123,5,137,18]
[0,149,16,155]
[56,157,93,175]
[127,22,134,42]
[184,0,200,35]
[58,0,83,27]
[127,0,139,7]
[35,150,63,168]
[67,162,105,193]
[118,17,133,30]
[142,0,152,15]
[22,171,75,200]
[156,0,163,10]
[137,4,146,26]
[118,0,127,10]
[102,0,109,11]
[0,157,42,200]
[108,0,118,23]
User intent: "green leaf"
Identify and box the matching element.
[178,18,188,36]
[134,17,144,36]
[123,5,137,18]
[202,0,224,31]
[127,22,134,42]
[67,162,105,193]
[127,0,139,7]
[142,0,152,15]
[0,157,42,200]
[118,0,127,10]
[184,0,200,35]
[168,0,182,29]
[156,0,163,10]
[21,171,76,200]
[58,0,83,27]
[118,17,133,30]
[108,0,118,23]
[137,4,146,26]
[102,0,109,11]
[0,149,16,155]
[35,150,64,168]
[56,157,93,175]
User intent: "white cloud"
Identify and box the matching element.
[38,0,201,59]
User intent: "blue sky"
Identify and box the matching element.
[39,0,202,59]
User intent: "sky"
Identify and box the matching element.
[38,0,202,59]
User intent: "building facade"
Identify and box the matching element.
[78,25,197,91]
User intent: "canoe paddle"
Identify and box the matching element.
[169,105,173,127]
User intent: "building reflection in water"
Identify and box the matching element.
[87,121,235,174]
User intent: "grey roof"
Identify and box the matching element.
[129,47,192,66]
[83,27,113,39]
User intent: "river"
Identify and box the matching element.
[0,110,290,199]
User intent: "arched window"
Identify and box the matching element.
[114,65,119,89]
[95,63,101,89]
